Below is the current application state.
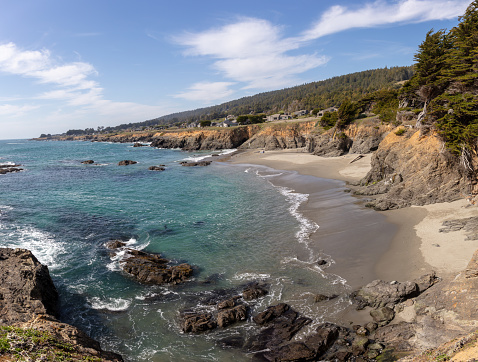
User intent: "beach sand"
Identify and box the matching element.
[230,149,478,285]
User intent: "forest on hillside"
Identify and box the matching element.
[63,66,413,135]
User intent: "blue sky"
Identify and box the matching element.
[0,0,472,139]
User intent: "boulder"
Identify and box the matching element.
[0,167,23,174]
[182,313,216,333]
[370,306,395,326]
[179,161,211,167]
[148,166,165,171]
[217,304,247,328]
[253,303,290,325]
[133,143,146,147]
[353,279,418,309]
[81,160,94,164]
[242,282,268,300]
[118,160,137,166]
[119,249,193,285]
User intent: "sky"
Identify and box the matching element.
[0,0,473,139]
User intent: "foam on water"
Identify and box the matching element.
[88,297,132,312]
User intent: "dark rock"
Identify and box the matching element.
[148,166,165,171]
[259,342,316,361]
[217,304,247,328]
[0,167,23,174]
[120,249,193,285]
[133,143,146,147]
[217,335,245,349]
[253,303,289,325]
[307,133,353,157]
[118,160,137,166]
[317,259,328,266]
[81,160,95,164]
[370,306,395,326]
[247,304,312,352]
[304,323,340,357]
[180,161,211,167]
[0,248,123,361]
[217,296,239,310]
[104,240,127,249]
[242,282,268,301]
[314,294,338,303]
[182,313,216,333]
[353,279,418,309]
[0,248,58,325]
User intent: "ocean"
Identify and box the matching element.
[0,139,390,361]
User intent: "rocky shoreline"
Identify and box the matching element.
[0,248,123,361]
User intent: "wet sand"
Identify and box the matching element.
[230,149,477,286]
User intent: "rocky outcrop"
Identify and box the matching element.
[0,164,23,174]
[151,126,255,151]
[0,248,58,325]
[0,248,122,361]
[148,165,165,171]
[179,161,211,167]
[355,129,474,210]
[118,160,137,166]
[307,123,392,157]
[105,241,193,285]
[81,160,95,164]
[239,122,314,150]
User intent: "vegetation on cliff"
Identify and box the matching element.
[401,0,478,158]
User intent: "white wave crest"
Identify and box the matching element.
[88,297,131,311]
[232,272,270,281]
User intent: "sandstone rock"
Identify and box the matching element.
[353,279,418,309]
[370,306,395,326]
[414,271,440,292]
[118,160,137,166]
[466,249,478,278]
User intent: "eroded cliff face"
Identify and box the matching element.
[238,122,315,150]
[0,248,123,361]
[307,124,393,157]
[355,129,477,210]
[150,126,256,150]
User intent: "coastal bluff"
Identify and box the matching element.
[0,248,122,361]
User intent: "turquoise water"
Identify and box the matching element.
[0,140,352,361]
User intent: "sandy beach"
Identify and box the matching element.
[230,149,478,285]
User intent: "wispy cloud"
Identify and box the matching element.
[301,0,470,40]
[174,81,236,102]
[0,42,168,124]
[175,17,328,93]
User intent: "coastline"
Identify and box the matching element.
[229,149,475,287]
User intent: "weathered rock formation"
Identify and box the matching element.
[179,161,211,167]
[355,130,474,210]
[118,160,137,166]
[148,165,165,171]
[0,248,122,361]
[105,240,193,285]
[0,164,23,174]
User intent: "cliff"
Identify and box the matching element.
[0,248,122,361]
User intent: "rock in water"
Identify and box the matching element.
[81,160,95,164]
[148,166,165,171]
[0,248,58,325]
[105,242,193,285]
[118,160,137,166]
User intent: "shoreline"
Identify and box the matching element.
[228,149,476,286]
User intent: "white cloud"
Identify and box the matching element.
[0,42,169,134]
[302,0,471,40]
[175,18,328,93]
[0,104,39,116]
[174,82,236,102]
